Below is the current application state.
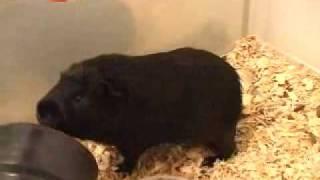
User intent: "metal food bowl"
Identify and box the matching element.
[0,123,98,180]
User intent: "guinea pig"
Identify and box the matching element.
[36,47,242,173]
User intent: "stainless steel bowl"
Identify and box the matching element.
[0,123,98,180]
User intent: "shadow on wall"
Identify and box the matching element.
[128,19,230,57]
[123,0,237,56]
[0,0,135,124]
[172,21,229,55]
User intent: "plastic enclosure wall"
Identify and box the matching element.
[0,0,245,124]
[0,0,319,124]
[248,0,320,72]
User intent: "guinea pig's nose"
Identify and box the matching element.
[37,100,64,127]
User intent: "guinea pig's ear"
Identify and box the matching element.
[101,78,127,98]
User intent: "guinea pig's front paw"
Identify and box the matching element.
[200,155,219,167]
[116,162,135,174]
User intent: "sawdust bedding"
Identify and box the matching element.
[80,36,320,180]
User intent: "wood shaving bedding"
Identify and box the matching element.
[81,36,320,180]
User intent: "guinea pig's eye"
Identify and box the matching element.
[74,95,83,101]
[73,95,84,103]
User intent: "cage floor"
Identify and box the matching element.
[81,36,320,180]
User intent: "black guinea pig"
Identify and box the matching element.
[36,47,242,172]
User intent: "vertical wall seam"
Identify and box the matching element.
[241,0,251,36]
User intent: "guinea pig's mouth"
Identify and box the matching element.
[37,116,62,129]
[36,100,66,129]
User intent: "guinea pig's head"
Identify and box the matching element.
[36,61,128,140]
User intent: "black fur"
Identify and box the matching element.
[37,47,242,172]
